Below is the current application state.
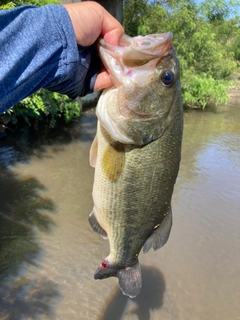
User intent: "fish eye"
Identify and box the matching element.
[161,70,175,86]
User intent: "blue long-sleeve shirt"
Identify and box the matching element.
[0,4,101,114]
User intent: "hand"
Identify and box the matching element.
[63,1,124,91]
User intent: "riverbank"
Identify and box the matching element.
[229,72,240,105]
[229,89,240,105]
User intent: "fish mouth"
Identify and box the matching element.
[97,32,173,87]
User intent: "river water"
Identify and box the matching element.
[0,105,239,320]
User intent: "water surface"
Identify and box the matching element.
[0,105,239,320]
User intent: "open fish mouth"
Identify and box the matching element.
[97,32,173,88]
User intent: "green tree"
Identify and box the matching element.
[123,0,150,36]
[123,0,239,108]
[200,0,240,63]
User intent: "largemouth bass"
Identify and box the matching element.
[89,32,183,298]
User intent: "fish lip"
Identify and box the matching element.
[98,32,173,52]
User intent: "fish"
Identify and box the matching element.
[89,32,183,298]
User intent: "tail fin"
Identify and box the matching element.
[94,261,142,298]
[117,262,142,298]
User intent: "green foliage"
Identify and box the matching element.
[231,32,240,62]
[200,0,240,22]
[7,90,80,128]
[123,0,239,109]
[200,0,240,63]
[182,70,231,109]
[0,0,58,9]
[1,0,80,128]
[0,1,15,9]
[123,0,150,37]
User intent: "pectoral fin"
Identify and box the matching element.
[143,207,172,253]
[101,142,125,182]
[89,135,98,168]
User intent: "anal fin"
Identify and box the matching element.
[89,210,108,239]
[143,207,172,253]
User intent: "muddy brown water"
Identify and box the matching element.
[0,105,239,320]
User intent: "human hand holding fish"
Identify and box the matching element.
[63,1,124,92]
[89,32,183,298]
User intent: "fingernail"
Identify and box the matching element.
[104,31,118,46]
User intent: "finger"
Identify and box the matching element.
[104,30,123,46]
[94,71,113,92]
[100,7,124,45]
[64,2,124,46]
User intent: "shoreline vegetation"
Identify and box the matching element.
[229,72,240,105]
[0,0,240,129]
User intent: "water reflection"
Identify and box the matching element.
[0,276,60,320]
[0,169,58,319]
[99,266,165,320]
[0,173,55,277]
[0,111,96,165]
[0,110,97,320]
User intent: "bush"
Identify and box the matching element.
[8,90,80,128]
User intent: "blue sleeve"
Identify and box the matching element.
[0,4,101,114]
